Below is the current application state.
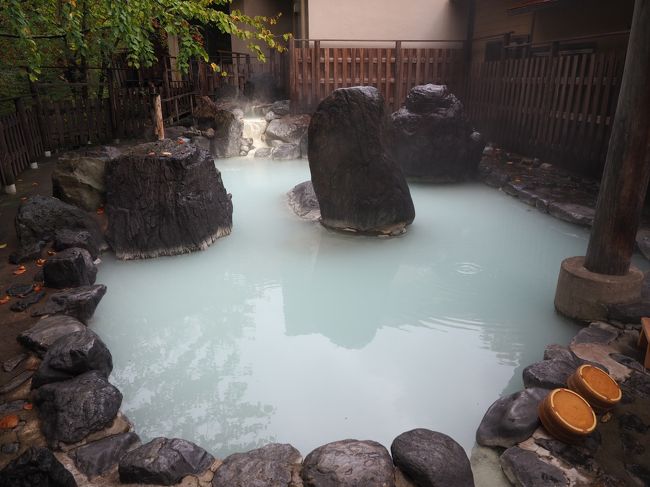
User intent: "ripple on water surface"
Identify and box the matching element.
[91,158,645,458]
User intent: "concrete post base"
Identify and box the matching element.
[555,256,644,321]
[4,184,16,195]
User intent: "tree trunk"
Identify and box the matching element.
[584,0,650,276]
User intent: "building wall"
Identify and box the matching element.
[307,0,468,47]
[471,0,634,61]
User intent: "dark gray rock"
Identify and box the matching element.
[288,181,320,221]
[193,96,243,158]
[32,328,113,389]
[212,443,302,487]
[571,322,619,346]
[43,247,97,289]
[52,153,109,212]
[10,195,105,264]
[32,285,107,324]
[390,84,484,182]
[265,110,280,122]
[118,437,214,486]
[266,115,310,145]
[73,432,140,478]
[272,143,301,160]
[608,301,650,325]
[500,447,568,487]
[34,370,122,446]
[622,370,650,399]
[0,371,34,394]
[271,100,291,116]
[522,354,580,389]
[0,447,77,487]
[2,353,27,373]
[533,437,601,474]
[302,439,395,487]
[391,428,474,487]
[636,228,650,260]
[255,147,273,158]
[105,140,233,260]
[308,86,415,235]
[300,132,308,158]
[18,315,86,357]
[53,229,100,260]
[547,202,594,227]
[476,388,550,448]
[10,290,46,312]
[6,283,34,297]
[0,400,27,416]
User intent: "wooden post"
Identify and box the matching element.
[152,93,165,140]
[584,0,650,276]
[394,41,403,112]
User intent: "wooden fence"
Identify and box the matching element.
[289,40,466,112]
[464,52,625,176]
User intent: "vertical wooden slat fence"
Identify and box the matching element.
[289,40,466,112]
[464,51,625,176]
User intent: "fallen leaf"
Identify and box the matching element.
[96,208,105,215]
[23,403,33,411]
[0,415,19,429]
[47,250,56,256]
[0,243,7,249]
[36,258,46,267]
[601,412,612,423]
[20,197,27,201]
[32,284,42,292]
[161,151,172,156]
[32,182,38,186]
[13,265,26,276]
[0,295,10,304]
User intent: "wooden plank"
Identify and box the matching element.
[301,42,309,108]
[342,47,349,88]
[333,48,339,90]
[324,47,330,97]
[562,54,588,166]
[394,42,403,111]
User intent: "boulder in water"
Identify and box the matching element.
[105,140,233,259]
[391,84,484,182]
[308,86,415,235]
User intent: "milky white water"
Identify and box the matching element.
[91,157,646,459]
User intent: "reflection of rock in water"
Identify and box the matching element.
[103,269,276,457]
[282,234,401,349]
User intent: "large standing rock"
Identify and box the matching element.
[18,315,87,357]
[391,84,484,182]
[105,140,233,259]
[72,432,141,478]
[43,247,97,288]
[32,284,107,323]
[0,447,77,487]
[476,388,550,448]
[33,370,122,446]
[272,143,301,160]
[212,443,302,487]
[302,439,395,487]
[193,96,244,158]
[118,437,214,486]
[265,114,310,145]
[10,195,105,264]
[31,328,113,389]
[308,86,415,235]
[391,429,474,487]
[52,147,120,212]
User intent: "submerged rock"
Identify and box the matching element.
[287,180,321,221]
[32,284,107,324]
[10,195,105,264]
[308,86,415,235]
[105,140,233,259]
[18,315,87,357]
[476,388,550,448]
[34,370,122,446]
[302,439,395,487]
[43,247,97,289]
[118,437,214,485]
[0,447,77,487]
[391,429,474,487]
[212,443,302,487]
[390,84,484,182]
[272,143,301,160]
[31,328,113,389]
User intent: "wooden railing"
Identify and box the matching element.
[289,39,466,112]
[464,51,625,177]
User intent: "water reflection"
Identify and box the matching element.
[91,158,648,457]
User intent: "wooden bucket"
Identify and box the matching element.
[567,364,622,413]
[538,388,596,443]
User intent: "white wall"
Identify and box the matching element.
[308,0,467,44]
